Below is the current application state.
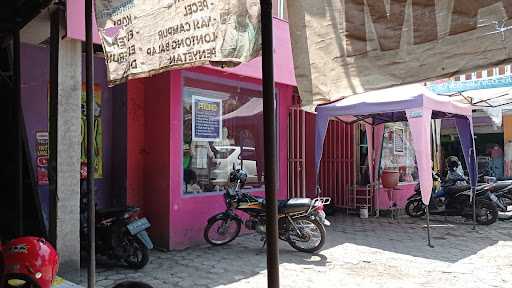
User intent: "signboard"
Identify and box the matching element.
[429,74,512,93]
[287,0,512,111]
[95,0,262,85]
[36,131,49,185]
[192,95,222,141]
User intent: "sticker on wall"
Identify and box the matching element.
[36,131,49,185]
[80,84,103,179]
[393,127,405,154]
[192,95,222,142]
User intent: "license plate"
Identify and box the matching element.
[127,218,151,235]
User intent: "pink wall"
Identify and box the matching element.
[66,0,101,43]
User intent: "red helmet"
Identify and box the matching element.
[3,237,59,288]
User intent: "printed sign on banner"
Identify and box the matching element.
[36,131,49,185]
[287,0,512,110]
[95,0,261,85]
[192,95,222,141]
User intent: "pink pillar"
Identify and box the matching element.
[406,109,433,205]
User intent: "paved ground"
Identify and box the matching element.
[81,213,512,288]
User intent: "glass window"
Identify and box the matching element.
[182,74,265,194]
[380,122,418,183]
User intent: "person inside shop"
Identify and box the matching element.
[487,143,504,179]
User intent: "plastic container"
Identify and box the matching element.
[381,170,399,188]
[360,206,368,219]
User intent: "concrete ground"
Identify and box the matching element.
[81,214,512,288]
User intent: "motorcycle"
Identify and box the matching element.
[204,166,331,253]
[405,172,499,225]
[481,177,512,220]
[80,193,153,269]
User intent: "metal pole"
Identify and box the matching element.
[260,0,279,287]
[472,186,476,230]
[425,206,433,248]
[85,0,96,287]
[470,148,476,230]
[48,7,60,247]
[13,30,23,237]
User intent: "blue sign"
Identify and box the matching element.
[428,75,512,94]
[192,95,222,141]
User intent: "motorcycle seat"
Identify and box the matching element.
[278,198,312,214]
[445,185,470,195]
[492,182,512,191]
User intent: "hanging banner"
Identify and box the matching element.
[95,0,261,85]
[287,0,512,111]
[192,95,222,141]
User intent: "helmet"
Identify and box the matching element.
[446,156,460,170]
[229,169,248,185]
[3,237,59,288]
[238,169,248,184]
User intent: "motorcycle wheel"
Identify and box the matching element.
[405,199,426,218]
[123,234,149,269]
[287,217,326,253]
[204,217,241,246]
[497,195,512,220]
[475,200,498,225]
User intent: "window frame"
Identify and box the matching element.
[180,71,279,197]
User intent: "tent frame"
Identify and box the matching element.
[314,85,479,246]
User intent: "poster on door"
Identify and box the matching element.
[192,95,222,142]
[36,131,49,185]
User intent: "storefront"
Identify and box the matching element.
[124,18,296,250]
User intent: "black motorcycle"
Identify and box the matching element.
[405,174,499,225]
[80,194,153,269]
[482,178,512,220]
[204,167,331,253]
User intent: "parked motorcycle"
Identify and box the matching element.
[204,166,331,253]
[80,194,153,269]
[405,173,499,225]
[481,177,512,220]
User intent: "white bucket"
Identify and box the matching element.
[360,206,368,219]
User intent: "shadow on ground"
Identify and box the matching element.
[83,214,512,288]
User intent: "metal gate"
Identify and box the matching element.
[318,119,355,208]
[288,106,306,198]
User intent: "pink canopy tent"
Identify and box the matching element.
[314,84,477,246]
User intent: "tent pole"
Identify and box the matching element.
[472,186,476,230]
[425,206,433,248]
[260,0,279,287]
[470,147,476,230]
[85,0,96,287]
